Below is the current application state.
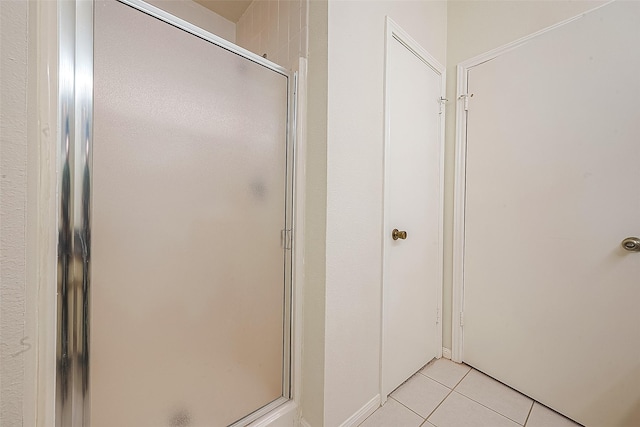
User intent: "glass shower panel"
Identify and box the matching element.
[92,1,289,426]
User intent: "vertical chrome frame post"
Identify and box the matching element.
[56,0,93,426]
[281,69,298,402]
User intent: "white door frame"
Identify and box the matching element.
[380,16,446,400]
[451,2,613,363]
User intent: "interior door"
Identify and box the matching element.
[382,29,444,397]
[91,1,291,426]
[462,2,640,426]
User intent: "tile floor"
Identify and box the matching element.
[359,359,582,427]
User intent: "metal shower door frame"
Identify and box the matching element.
[56,1,296,426]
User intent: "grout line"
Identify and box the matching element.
[418,362,473,390]
[389,359,438,396]
[451,389,527,426]
[418,364,475,423]
[417,371,457,390]
[456,391,533,426]
[523,401,535,426]
[421,386,456,422]
[420,418,434,427]
[391,366,459,423]
[451,365,473,389]
[456,368,535,425]
[390,396,426,421]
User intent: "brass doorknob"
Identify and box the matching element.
[392,229,407,240]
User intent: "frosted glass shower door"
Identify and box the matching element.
[91,1,291,426]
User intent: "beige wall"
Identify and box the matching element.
[0,1,40,425]
[441,0,607,350]
[236,0,308,69]
[147,0,236,42]
[0,1,29,423]
[301,1,328,425]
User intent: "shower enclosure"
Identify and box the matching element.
[56,1,295,426]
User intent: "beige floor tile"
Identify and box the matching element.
[526,403,582,427]
[359,398,423,427]
[420,358,471,388]
[428,392,520,427]
[455,369,533,424]
[391,374,451,418]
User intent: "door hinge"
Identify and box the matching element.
[281,229,293,250]
[460,312,464,327]
[436,308,441,324]
[438,97,448,115]
[459,93,473,111]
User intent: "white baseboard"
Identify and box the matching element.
[442,347,452,360]
[299,395,381,427]
[338,395,380,427]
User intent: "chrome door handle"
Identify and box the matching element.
[621,237,640,252]
[392,229,407,240]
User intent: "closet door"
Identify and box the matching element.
[91,1,290,426]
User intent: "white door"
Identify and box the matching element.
[461,2,640,426]
[382,21,444,397]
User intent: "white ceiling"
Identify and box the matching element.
[193,0,253,23]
